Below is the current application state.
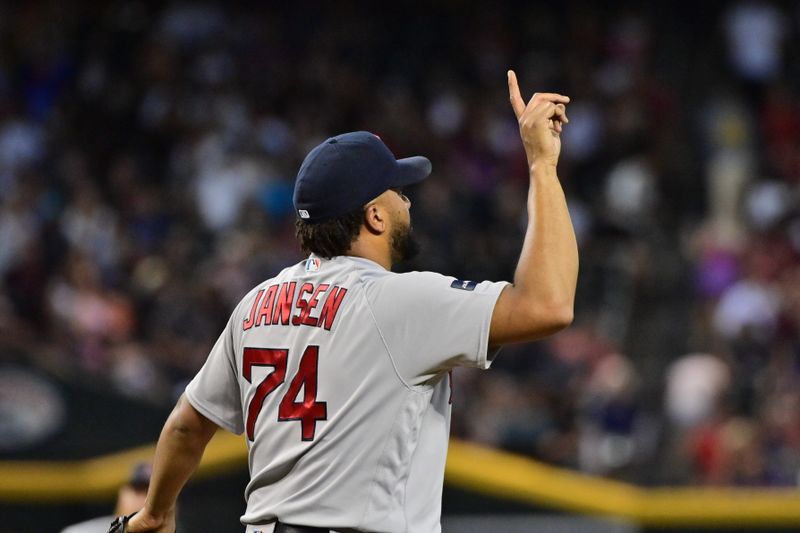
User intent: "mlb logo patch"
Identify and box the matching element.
[450,279,477,291]
[306,257,321,272]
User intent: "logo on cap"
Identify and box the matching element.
[298,209,310,219]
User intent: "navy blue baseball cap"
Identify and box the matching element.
[293,131,432,223]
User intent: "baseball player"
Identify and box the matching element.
[114,70,577,533]
[62,463,152,533]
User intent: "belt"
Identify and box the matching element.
[274,522,330,533]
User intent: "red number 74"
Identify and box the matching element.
[243,345,327,442]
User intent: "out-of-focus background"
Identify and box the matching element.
[1,1,799,531]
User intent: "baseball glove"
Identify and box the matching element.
[107,512,137,533]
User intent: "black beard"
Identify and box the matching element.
[390,223,420,264]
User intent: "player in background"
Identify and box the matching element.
[117,70,577,533]
[62,462,152,533]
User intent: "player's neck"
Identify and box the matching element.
[347,237,392,271]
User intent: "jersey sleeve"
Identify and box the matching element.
[184,315,244,435]
[367,271,508,384]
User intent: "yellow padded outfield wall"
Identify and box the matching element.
[2,432,800,528]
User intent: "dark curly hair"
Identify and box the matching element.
[295,207,364,258]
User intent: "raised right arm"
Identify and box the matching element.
[488,70,578,345]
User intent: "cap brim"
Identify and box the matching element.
[394,156,432,187]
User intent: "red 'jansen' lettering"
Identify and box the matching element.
[242,282,347,332]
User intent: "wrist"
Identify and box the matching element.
[529,161,558,176]
[141,505,167,523]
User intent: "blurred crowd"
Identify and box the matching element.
[1,1,799,487]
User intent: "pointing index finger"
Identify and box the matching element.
[507,70,526,119]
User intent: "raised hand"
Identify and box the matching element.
[507,70,570,169]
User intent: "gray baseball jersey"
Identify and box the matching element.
[185,254,507,532]
[59,516,115,533]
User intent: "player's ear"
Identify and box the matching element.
[363,203,386,235]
